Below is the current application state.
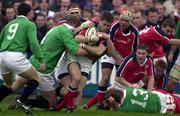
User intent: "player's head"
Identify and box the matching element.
[67,3,81,19]
[119,9,132,30]
[98,11,113,32]
[161,18,176,36]
[105,89,123,111]
[66,3,81,27]
[135,44,149,64]
[17,3,32,17]
[154,60,167,79]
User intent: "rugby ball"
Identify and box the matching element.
[79,26,97,46]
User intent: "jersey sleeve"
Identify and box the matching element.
[147,58,154,77]
[109,22,119,42]
[62,30,78,55]
[116,54,134,78]
[0,27,5,47]
[27,22,43,63]
[154,26,170,45]
[175,21,180,39]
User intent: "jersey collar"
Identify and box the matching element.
[63,23,75,31]
[17,15,28,20]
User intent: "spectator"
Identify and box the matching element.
[5,5,16,23]
[49,0,61,12]
[46,17,56,31]
[155,2,168,25]
[82,8,94,21]
[144,0,155,11]
[173,0,180,23]
[35,0,55,18]
[91,0,103,14]
[132,10,146,31]
[144,7,159,28]
[35,13,47,37]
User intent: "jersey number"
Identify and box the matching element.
[130,89,149,108]
[7,23,19,40]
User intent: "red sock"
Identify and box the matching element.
[56,95,68,110]
[86,93,98,108]
[66,89,78,108]
[97,92,106,105]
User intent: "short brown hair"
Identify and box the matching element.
[155,59,167,70]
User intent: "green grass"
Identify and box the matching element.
[0,95,179,116]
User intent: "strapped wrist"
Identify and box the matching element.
[88,36,92,42]
[82,43,85,48]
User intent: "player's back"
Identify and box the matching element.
[0,16,35,52]
[139,26,169,54]
[156,89,180,113]
[119,88,161,113]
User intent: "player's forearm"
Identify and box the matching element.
[75,46,89,56]
[75,35,91,43]
[169,39,180,46]
[105,34,122,64]
[29,36,43,63]
[74,25,84,34]
[147,76,154,92]
[83,44,106,56]
[117,77,132,88]
[170,45,178,54]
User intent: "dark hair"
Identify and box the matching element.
[161,18,176,29]
[101,11,113,23]
[105,90,122,104]
[17,3,31,16]
[155,59,167,69]
[133,9,145,17]
[145,7,158,16]
[68,2,81,10]
[136,44,148,52]
[39,0,49,4]
[35,13,46,20]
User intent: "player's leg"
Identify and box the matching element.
[38,73,57,109]
[165,64,180,92]
[84,55,115,109]
[56,53,81,111]
[2,52,39,115]
[0,72,13,102]
[11,76,27,92]
[74,73,88,106]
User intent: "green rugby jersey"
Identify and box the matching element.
[30,24,79,74]
[0,15,43,63]
[175,21,180,39]
[118,88,161,113]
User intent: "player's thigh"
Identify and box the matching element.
[169,64,180,83]
[18,66,40,81]
[38,72,56,92]
[78,56,92,76]
[1,51,39,81]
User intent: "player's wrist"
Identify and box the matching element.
[87,36,92,42]
[80,43,85,48]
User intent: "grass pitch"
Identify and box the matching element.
[0,95,179,116]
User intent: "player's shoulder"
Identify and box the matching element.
[129,24,138,34]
